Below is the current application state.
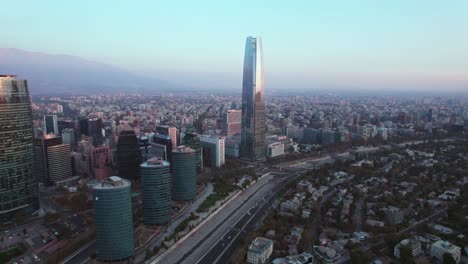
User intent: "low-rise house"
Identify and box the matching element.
[432,224,454,235]
[272,252,315,264]
[394,237,422,258]
[384,206,404,225]
[247,237,274,264]
[430,240,461,264]
[281,198,302,212]
[366,219,385,228]
[302,209,312,219]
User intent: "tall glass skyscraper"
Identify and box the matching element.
[44,115,58,135]
[240,36,266,161]
[0,75,39,221]
[117,129,141,182]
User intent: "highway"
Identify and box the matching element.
[149,172,283,264]
[197,173,296,264]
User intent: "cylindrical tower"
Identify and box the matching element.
[172,146,197,201]
[141,158,171,225]
[0,75,39,221]
[92,176,134,261]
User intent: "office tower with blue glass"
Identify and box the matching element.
[117,129,141,182]
[44,115,58,135]
[240,36,266,161]
[0,75,39,221]
[93,176,134,261]
[141,158,172,225]
[152,133,173,162]
[172,146,197,201]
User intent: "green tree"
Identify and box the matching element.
[43,212,63,225]
[350,249,368,264]
[71,192,88,211]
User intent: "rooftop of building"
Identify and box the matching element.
[272,252,314,264]
[397,237,421,248]
[153,133,171,140]
[385,206,402,212]
[0,74,17,78]
[173,145,195,153]
[141,158,170,168]
[248,237,273,253]
[93,176,131,189]
[312,245,341,261]
[432,240,459,250]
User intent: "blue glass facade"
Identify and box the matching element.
[240,37,266,161]
[93,177,134,261]
[172,146,197,201]
[141,159,172,225]
[0,75,39,221]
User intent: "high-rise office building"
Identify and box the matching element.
[57,119,75,135]
[73,139,94,177]
[223,110,242,135]
[35,134,63,186]
[200,135,225,168]
[93,176,134,261]
[139,136,150,162]
[141,158,171,225]
[116,129,141,182]
[0,75,39,221]
[183,132,203,173]
[62,128,75,148]
[156,125,177,149]
[92,146,112,181]
[240,36,266,161]
[152,134,173,162]
[78,116,89,136]
[44,115,58,135]
[47,144,73,184]
[172,146,197,201]
[88,118,103,146]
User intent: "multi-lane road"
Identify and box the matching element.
[148,172,286,264]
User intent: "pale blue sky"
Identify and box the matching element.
[1,0,467,91]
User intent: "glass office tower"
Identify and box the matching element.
[141,158,171,225]
[172,146,197,201]
[0,75,39,221]
[93,176,134,261]
[44,115,58,135]
[240,36,266,161]
[117,129,141,182]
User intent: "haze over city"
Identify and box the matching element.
[1,1,467,93]
[0,2,467,264]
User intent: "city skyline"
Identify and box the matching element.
[0,2,466,263]
[1,1,467,92]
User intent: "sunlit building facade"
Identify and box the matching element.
[240,36,266,161]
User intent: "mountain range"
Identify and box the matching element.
[0,48,171,95]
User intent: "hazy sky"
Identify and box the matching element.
[1,0,468,92]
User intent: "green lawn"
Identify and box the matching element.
[196,183,239,213]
